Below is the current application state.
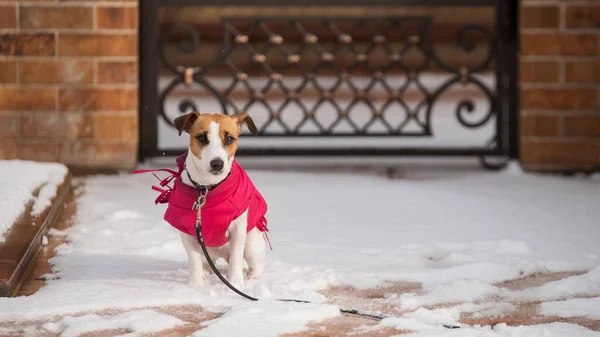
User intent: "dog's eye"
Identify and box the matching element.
[224,135,236,145]
[195,133,208,144]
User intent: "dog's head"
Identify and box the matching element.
[174,112,258,185]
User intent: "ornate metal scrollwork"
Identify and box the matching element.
[426,25,497,132]
[157,23,228,127]
[158,24,201,74]
[155,16,508,167]
[430,25,495,73]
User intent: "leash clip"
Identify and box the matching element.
[193,187,208,241]
[192,196,206,210]
[192,187,209,210]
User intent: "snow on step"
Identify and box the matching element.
[0,160,68,243]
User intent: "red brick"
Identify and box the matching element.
[58,34,137,57]
[21,60,94,84]
[0,5,17,29]
[521,88,597,111]
[521,140,599,168]
[0,140,18,159]
[95,114,137,140]
[0,61,17,83]
[564,115,600,137]
[520,5,560,28]
[17,141,61,162]
[565,5,600,29]
[0,114,19,138]
[0,88,56,111]
[20,113,93,139]
[520,60,561,83]
[20,6,93,29]
[97,6,138,29]
[0,33,55,56]
[520,114,561,137]
[59,142,137,169]
[520,33,598,56]
[98,61,137,84]
[59,88,137,112]
[566,61,600,84]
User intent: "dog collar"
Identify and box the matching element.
[184,165,231,192]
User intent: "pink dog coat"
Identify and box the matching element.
[134,153,270,248]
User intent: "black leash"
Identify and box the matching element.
[190,192,461,327]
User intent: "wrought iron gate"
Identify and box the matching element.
[139,0,518,168]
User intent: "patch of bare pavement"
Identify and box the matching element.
[286,272,600,336]
[282,315,409,337]
[493,271,587,291]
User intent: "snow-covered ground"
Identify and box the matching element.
[0,161,599,336]
[0,160,68,243]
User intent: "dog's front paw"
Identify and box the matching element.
[227,273,244,289]
[188,274,205,288]
[246,265,264,280]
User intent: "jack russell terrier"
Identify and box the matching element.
[136,112,269,289]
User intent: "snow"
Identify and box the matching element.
[31,162,69,216]
[382,322,600,337]
[508,267,600,302]
[41,310,184,337]
[0,160,68,243]
[393,279,503,310]
[0,159,599,336]
[48,228,68,237]
[490,323,600,337]
[450,302,517,319]
[193,301,340,337]
[364,308,600,336]
[541,298,600,320]
[376,307,463,332]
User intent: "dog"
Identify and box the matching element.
[164,111,269,289]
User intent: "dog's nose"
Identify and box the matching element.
[210,158,224,172]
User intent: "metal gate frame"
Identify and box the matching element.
[139,0,519,167]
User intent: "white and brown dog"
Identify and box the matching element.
[142,112,269,289]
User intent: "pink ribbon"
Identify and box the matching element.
[133,168,181,205]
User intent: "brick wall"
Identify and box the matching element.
[0,0,138,170]
[520,0,600,172]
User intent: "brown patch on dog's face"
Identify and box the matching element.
[185,114,214,160]
[215,114,242,161]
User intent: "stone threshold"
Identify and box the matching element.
[0,174,72,297]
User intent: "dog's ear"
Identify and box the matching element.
[173,112,199,136]
[233,113,258,135]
